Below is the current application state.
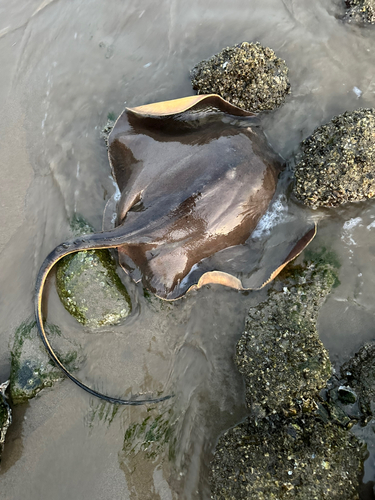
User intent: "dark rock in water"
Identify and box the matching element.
[341,342,375,419]
[235,261,335,416]
[10,319,79,404]
[190,42,290,112]
[0,381,11,460]
[293,108,375,208]
[210,413,366,500]
[344,0,375,24]
[321,378,362,424]
[56,215,132,328]
[337,386,357,405]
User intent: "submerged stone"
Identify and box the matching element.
[210,413,365,500]
[293,108,375,208]
[10,319,78,404]
[338,386,357,405]
[56,214,131,328]
[235,261,335,416]
[190,42,290,112]
[344,0,375,24]
[341,342,375,419]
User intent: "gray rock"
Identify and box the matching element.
[56,215,131,328]
[293,108,375,208]
[190,42,290,112]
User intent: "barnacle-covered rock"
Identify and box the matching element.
[235,260,335,416]
[293,108,375,208]
[100,112,116,148]
[190,42,290,112]
[0,381,11,459]
[211,253,366,499]
[210,413,365,500]
[344,0,375,25]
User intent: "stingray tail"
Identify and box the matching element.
[35,227,172,405]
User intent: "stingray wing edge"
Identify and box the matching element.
[126,94,255,118]
[169,224,318,299]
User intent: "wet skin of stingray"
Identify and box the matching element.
[35,94,316,405]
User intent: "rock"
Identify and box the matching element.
[10,319,79,404]
[0,381,11,460]
[190,42,290,112]
[293,108,375,208]
[210,413,366,500]
[56,214,131,328]
[100,114,116,148]
[210,251,368,499]
[235,260,335,416]
[341,342,375,419]
[337,386,357,405]
[344,0,375,24]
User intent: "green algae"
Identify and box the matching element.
[86,400,119,429]
[191,41,290,112]
[123,408,176,461]
[56,214,131,328]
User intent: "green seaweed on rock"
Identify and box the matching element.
[56,215,132,328]
[10,319,78,404]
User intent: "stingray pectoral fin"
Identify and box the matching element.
[127,94,255,118]
[186,224,317,295]
[254,223,317,290]
[35,231,172,406]
[189,271,244,293]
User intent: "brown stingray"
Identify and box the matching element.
[35,94,316,405]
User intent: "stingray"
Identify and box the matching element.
[35,94,316,405]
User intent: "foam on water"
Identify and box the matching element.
[251,194,289,239]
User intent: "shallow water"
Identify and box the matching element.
[1,0,375,498]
